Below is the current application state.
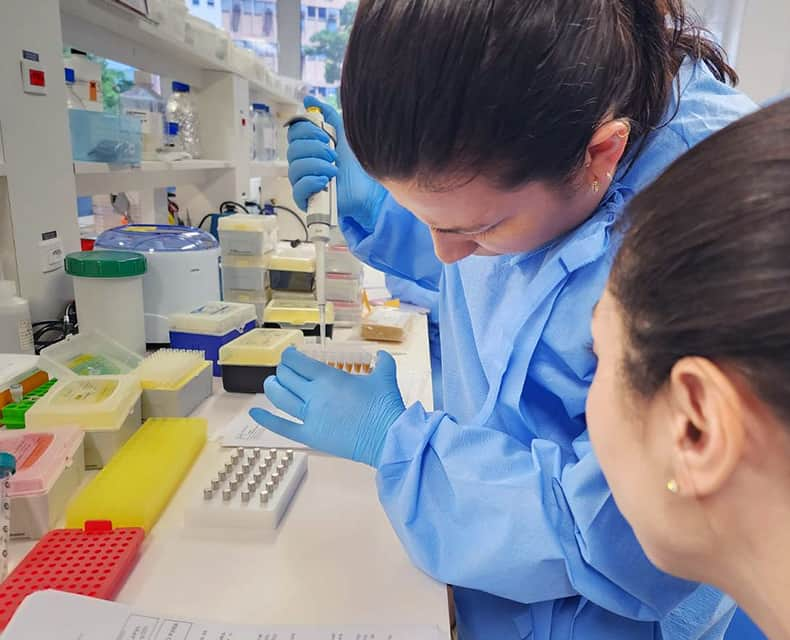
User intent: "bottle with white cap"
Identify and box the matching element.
[0,281,34,355]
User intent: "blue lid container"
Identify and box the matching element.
[95,225,219,253]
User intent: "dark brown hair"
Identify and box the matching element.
[611,97,790,420]
[340,0,737,190]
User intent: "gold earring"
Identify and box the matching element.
[666,479,679,494]
[617,124,631,139]
[592,180,600,194]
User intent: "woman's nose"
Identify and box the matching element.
[431,232,478,264]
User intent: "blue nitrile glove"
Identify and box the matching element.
[287,96,388,233]
[249,347,406,467]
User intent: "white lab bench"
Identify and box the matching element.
[7,315,451,636]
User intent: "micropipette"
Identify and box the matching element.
[286,107,338,350]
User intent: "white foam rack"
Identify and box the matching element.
[185,448,307,531]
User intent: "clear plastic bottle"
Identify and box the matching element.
[64,68,85,110]
[166,81,201,159]
[120,71,166,160]
[0,281,34,355]
[251,103,277,161]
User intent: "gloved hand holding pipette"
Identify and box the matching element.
[288,97,388,233]
[249,348,406,467]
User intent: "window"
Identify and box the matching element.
[242,0,253,14]
[208,0,214,5]
[222,0,231,10]
[318,7,326,19]
[192,0,200,5]
[263,8,274,37]
[307,6,316,18]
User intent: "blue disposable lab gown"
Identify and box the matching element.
[340,61,755,640]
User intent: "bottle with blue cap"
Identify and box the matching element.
[64,67,85,110]
[0,451,16,580]
[166,81,201,158]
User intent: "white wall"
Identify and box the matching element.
[0,0,80,321]
[735,1,790,103]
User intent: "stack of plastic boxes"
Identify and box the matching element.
[219,214,278,324]
[325,241,365,327]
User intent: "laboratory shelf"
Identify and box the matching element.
[249,161,289,178]
[60,0,302,105]
[74,160,235,196]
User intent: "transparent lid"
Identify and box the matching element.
[219,329,303,366]
[0,429,84,496]
[224,288,271,304]
[269,242,315,273]
[222,253,270,269]
[363,307,412,329]
[218,214,278,232]
[169,301,257,335]
[264,299,335,325]
[38,330,142,379]
[95,225,218,252]
[0,355,39,390]
[25,376,141,431]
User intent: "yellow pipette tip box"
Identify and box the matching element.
[65,417,207,532]
[25,375,143,469]
[136,350,213,419]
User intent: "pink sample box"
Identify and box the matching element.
[0,429,85,539]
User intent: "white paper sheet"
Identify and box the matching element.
[4,591,445,640]
[219,395,309,449]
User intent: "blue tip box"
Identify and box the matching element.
[169,302,258,376]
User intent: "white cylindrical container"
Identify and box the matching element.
[0,281,34,355]
[64,251,147,356]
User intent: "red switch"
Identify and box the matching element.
[29,69,45,87]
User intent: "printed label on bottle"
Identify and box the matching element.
[124,108,152,135]
[17,320,33,353]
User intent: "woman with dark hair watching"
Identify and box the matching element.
[588,96,790,640]
[252,1,755,638]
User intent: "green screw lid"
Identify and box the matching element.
[0,452,16,475]
[65,251,147,278]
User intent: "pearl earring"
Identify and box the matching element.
[666,479,679,494]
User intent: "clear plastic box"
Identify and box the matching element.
[269,243,316,293]
[330,300,364,327]
[218,214,278,256]
[68,110,142,164]
[0,429,85,539]
[219,329,303,393]
[326,244,364,276]
[38,330,143,379]
[25,376,143,469]
[221,253,270,291]
[326,273,363,303]
[361,308,413,343]
[263,299,335,338]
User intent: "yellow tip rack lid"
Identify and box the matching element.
[263,299,335,326]
[25,375,142,432]
[219,328,303,367]
[169,302,257,336]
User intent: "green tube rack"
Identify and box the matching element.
[0,379,58,430]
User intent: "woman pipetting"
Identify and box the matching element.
[588,97,790,640]
[252,1,755,638]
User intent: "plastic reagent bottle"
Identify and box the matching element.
[64,68,85,110]
[166,81,201,159]
[120,71,166,159]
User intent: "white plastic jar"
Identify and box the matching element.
[65,251,147,356]
[0,281,34,355]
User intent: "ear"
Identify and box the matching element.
[583,119,631,190]
[666,357,746,498]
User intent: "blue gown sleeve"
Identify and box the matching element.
[340,193,443,292]
[375,262,702,623]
